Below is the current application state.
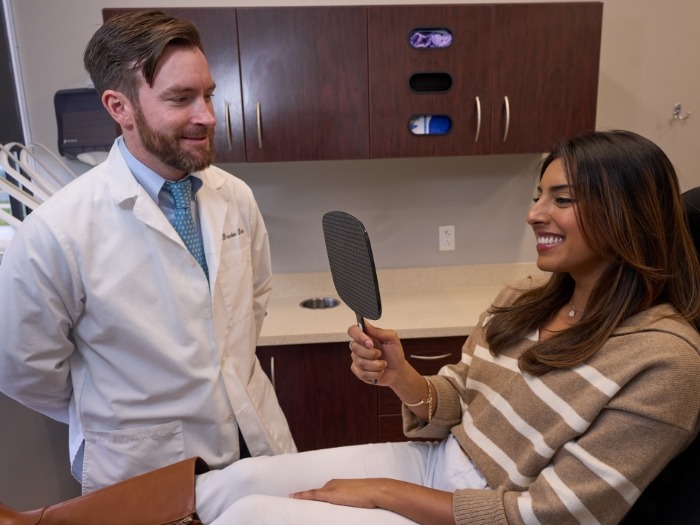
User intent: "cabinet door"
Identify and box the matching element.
[102,8,246,163]
[490,3,603,154]
[237,7,369,162]
[258,343,377,452]
[368,5,493,158]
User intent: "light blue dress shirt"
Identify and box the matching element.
[117,137,204,238]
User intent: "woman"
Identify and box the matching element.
[3,130,700,525]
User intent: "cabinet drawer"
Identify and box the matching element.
[378,336,463,415]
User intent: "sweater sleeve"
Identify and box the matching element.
[403,374,464,439]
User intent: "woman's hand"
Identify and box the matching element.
[348,322,407,387]
[349,322,438,423]
[290,478,457,525]
[290,478,381,509]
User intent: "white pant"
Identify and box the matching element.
[195,435,488,524]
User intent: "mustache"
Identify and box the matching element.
[181,126,214,139]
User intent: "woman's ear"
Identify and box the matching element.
[102,90,134,130]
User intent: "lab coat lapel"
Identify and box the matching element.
[197,182,226,286]
[104,142,180,243]
[132,186,179,242]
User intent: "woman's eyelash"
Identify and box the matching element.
[531,196,574,205]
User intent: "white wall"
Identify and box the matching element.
[6,0,699,274]
[2,0,699,509]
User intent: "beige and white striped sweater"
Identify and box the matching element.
[404,278,700,525]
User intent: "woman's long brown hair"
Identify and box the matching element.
[486,130,700,375]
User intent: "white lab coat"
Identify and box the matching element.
[0,143,296,492]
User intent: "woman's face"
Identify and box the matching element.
[527,159,608,284]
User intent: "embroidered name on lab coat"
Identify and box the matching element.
[223,228,245,241]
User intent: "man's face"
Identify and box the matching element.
[128,45,217,180]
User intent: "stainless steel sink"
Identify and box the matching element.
[299,297,340,309]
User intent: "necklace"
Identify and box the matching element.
[568,301,585,318]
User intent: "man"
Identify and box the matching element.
[0,10,295,494]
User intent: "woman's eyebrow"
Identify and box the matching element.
[537,183,571,193]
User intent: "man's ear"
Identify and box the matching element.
[102,90,134,130]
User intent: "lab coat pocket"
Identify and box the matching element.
[81,420,185,493]
[218,244,254,327]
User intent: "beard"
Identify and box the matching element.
[134,105,215,173]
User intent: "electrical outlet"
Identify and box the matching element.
[439,225,455,251]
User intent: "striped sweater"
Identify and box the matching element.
[404,277,700,525]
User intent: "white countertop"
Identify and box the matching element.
[259,263,543,346]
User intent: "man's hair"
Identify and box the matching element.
[84,10,203,103]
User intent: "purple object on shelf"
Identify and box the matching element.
[409,30,453,49]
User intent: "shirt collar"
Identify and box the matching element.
[117,136,203,203]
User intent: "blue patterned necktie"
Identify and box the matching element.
[163,178,209,280]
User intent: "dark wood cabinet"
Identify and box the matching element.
[236,7,370,162]
[368,5,493,158]
[102,8,246,163]
[258,336,464,451]
[257,341,377,452]
[367,3,602,158]
[490,3,603,154]
[105,3,602,162]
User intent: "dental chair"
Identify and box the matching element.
[2,142,77,197]
[0,143,55,203]
[0,141,76,222]
[0,142,70,260]
[19,142,78,188]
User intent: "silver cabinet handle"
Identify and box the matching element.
[503,95,510,142]
[256,101,263,149]
[475,96,482,143]
[270,356,276,391]
[409,353,453,361]
[224,101,232,149]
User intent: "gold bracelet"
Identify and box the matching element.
[404,377,433,424]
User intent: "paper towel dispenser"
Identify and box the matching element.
[54,88,119,159]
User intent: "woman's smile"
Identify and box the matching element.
[535,234,565,252]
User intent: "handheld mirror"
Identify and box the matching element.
[322,211,382,332]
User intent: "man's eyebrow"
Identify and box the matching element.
[160,83,217,97]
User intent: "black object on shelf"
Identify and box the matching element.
[54,88,118,159]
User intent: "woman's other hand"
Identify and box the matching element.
[290,478,456,525]
[290,478,380,509]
